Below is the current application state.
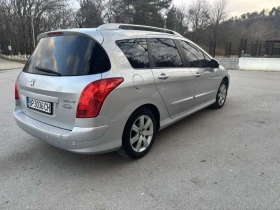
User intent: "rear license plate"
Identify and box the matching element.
[27,97,52,115]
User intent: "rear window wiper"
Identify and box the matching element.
[35,66,62,76]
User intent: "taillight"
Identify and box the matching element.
[15,83,19,100]
[76,78,124,118]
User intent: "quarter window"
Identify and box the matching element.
[116,39,149,69]
[180,41,210,68]
[149,38,183,68]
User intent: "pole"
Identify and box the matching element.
[229,42,232,57]
[27,15,36,49]
[31,17,35,49]
[258,41,262,57]
[163,15,167,32]
[213,41,216,58]
[271,42,274,57]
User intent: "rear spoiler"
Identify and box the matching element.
[37,28,104,44]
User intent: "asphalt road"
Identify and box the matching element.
[0,58,24,70]
[1,58,280,209]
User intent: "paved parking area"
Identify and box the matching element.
[1,62,280,209]
[0,58,24,70]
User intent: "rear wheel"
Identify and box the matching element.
[118,108,156,159]
[211,80,228,109]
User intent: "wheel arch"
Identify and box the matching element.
[128,104,160,131]
[222,76,229,87]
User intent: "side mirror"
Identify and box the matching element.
[210,59,219,68]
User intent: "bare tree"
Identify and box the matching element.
[210,0,229,42]
[1,0,279,57]
[247,20,274,41]
[187,0,210,43]
[0,0,76,54]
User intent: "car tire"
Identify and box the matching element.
[118,108,157,159]
[211,80,228,109]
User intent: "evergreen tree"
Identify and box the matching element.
[166,6,187,35]
[131,0,172,27]
[76,0,104,27]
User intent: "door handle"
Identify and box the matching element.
[158,73,169,80]
[195,73,201,77]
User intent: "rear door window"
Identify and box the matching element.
[149,38,183,68]
[116,39,149,69]
[23,35,111,76]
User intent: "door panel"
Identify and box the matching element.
[190,68,219,104]
[152,68,195,118]
[178,40,219,105]
[147,35,195,119]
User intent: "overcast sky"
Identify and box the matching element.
[173,0,280,17]
[71,0,279,17]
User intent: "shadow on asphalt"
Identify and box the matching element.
[43,107,215,161]
[2,104,229,177]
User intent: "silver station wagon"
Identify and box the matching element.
[14,24,230,159]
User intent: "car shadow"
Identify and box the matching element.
[2,105,229,179]
[40,106,216,169]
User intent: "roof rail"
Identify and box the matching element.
[97,23,183,37]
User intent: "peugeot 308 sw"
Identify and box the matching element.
[14,24,230,159]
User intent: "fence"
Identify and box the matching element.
[206,38,280,58]
[2,38,280,60]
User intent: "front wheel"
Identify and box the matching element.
[118,108,156,159]
[211,80,228,109]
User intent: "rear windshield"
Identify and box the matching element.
[23,35,111,76]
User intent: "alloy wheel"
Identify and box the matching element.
[130,115,154,153]
[218,83,227,106]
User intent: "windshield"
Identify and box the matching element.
[23,34,110,76]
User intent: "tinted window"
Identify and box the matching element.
[180,41,210,68]
[23,35,110,76]
[116,39,149,69]
[150,38,183,68]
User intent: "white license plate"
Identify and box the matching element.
[27,97,52,114]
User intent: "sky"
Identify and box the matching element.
[173,0,280,17]
[70,0,280,18]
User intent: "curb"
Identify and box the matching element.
[0,68,23,71]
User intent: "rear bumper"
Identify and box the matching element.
[13,106,127,154]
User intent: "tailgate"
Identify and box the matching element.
[16,31,111,130]
[17,72,101,130]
